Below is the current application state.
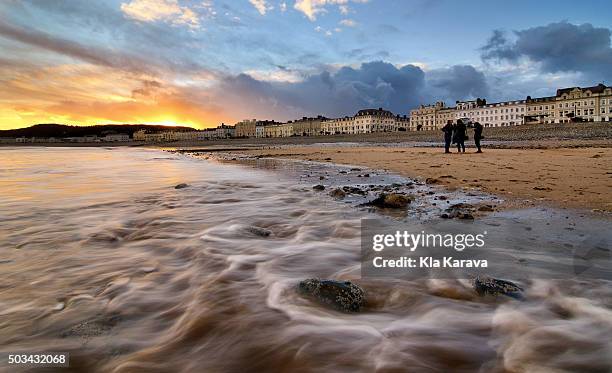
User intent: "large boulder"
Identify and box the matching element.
[298,279,365,312]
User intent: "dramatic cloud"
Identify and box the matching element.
[294,0,367,21]
[427,65,489,102]
[212,60,493,120]
[481,22,612,80]
[213,61,425,119]
[120,0,200,28]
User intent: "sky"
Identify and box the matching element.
[0,0,611,130]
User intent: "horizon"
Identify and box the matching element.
[1,0,611,130]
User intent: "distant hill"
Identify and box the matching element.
[0,123,197,138]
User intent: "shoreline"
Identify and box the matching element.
[188,145,611,214]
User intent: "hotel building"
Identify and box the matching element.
[321,108,407,134]
[456,98,526,127]
[552,84,612,123]
[410,102,445,131]
[287,116,327,136]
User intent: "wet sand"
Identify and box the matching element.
[228,146,612,212]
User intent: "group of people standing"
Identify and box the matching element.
[441,119,484,154]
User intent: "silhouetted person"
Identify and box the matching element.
[453,119,466,153]
[441,120,453,153]
[473,122,484,153]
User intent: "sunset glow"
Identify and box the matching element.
[1,0,610,130]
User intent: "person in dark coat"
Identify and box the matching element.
[473,122,484,153]
[441,120,454,153]
[453,119,466,153]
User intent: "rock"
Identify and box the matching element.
[313,185,325,191]
[425,178,440,184]
[350,168,361,171]
[319,176,325,180]
[342,186,366,195]
[174,183,190,189]
[324,157,332,161]
[363,173,370,178]
[298,278,365,312]
[477,205,494,212]
[438,196,448,200]
[329,188,346,199]
[443,203,476,219]
[140,266,157,273]
[473,276,524,299]
[245,226,272,237]
[533,186,552,191]
[363,193,411,209]
[339,170,347,174]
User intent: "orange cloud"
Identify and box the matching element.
[0,63,228,130]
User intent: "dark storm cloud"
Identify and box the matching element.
[217,61,426,118]
[214,61,490,119]
[481,22,612,79]
[427,65,489,101]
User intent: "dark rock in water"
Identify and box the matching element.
[363,173,370,178]
[313,184,325,191]
[244,226,271,237]
[477,205,494,212]
[350,168,361,171]
[473,276,524,299]
[329,188,346,199]
[342,186,366,195]
[298,279,365,312]
[339,170,347,174]
[174,183,190,189]
[319,176,325,180]
[363,193,411,209]
[442,203,475,219]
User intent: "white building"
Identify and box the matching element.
[321,108,405,134]
[456,98,526,127]
[255,125,265,138]
[215,124,235,139]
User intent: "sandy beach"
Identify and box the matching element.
[228,145,611,212]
